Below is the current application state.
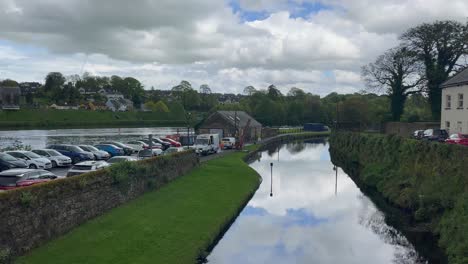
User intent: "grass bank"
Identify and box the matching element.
[16,151,261,264]
[0,109,187,130]
[329,132,468,264]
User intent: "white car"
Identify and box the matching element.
[221,137,236,149]
[126,141,149,151]
[32,149,72,167]
[66,160,110,177]
[6,151,53,169]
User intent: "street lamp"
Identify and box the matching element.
[270,162,273,197]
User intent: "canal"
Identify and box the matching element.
[207,140,429,263]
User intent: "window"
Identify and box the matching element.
[458,93,464,108]
[446,95,452,109]
[457,121,462,133]
[446,121,450,130]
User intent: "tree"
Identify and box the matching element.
[44,72,65,92]
[267,84,282,100]
[287,87,306,99]
[243,86,256,96]
[362,47,424,121]
[0,79,18,86]
[199,84,212,94]
[401,20,468,119]
[144,100,170,112]
[172,80,192,92]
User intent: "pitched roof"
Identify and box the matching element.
[216,110,262,127]
[441,67,468,88]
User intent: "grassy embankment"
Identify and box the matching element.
[329,132,468,264]
[0,108,187,130]
[16,150,261,264]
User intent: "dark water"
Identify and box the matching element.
[0,127,193,150]
[207,141,429,264]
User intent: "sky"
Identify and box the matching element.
[0,0,467,96]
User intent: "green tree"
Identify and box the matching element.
[401,20,468,119]
[243,86,256,96]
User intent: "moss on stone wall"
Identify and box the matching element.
[329,132,468,264]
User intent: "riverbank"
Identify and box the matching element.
[0,109,186,130]
[16,151,261,264]
[329,132,468,264]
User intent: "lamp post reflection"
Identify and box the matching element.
[333,165,338,196]
[270,162,273,197]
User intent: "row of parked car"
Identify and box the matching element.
[0,137,184,191]
[412,129,468,146]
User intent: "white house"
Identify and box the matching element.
[441,68,468,134]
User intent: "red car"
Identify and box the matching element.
[445,133,468,146]
[161,137,182,147]
[0,169,58,191]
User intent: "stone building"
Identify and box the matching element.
[198,110,262,142]
[441,68,468,134]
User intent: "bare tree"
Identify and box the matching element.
[362,47,424,121]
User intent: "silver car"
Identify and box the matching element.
[32,149,72,167]
[6,151,52,169]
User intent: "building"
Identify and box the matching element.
[441,68,468,134]
[0,85,21,110]
[106,97,133,112]
[198,110,262,142]
[19,82,41,95]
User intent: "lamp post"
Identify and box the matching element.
[333,165,338,196]
[186,112,192,147]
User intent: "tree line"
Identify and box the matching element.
[362,20,468,121]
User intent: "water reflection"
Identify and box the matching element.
[207,142,427,264]
[0,127,193,149]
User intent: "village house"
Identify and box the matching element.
[441,67,468,134]
[198,110,262,142]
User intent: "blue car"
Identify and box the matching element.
[94,144,125,157]
[47,144,95,164]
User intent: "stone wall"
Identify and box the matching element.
[0,151,198,259]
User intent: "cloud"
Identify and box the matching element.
[0,0,466,94]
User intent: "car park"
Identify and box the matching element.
[107,156,138,164]
[0,169,58,190]
[445,133,468,146]
[140,139,163,149]
[47,144,95,164]
[126,141,150,151]
[32,149,72,167]
[221,137,236,149]
[422,129,449,142]
[0,153,28,172]
[79,145,111,160]
[160,138,182,147]
[66,160,110,177]
[151,138,171,150]
[137,148,163,159]
[94,144,125,157]
[100,141,136,155]
[163,147,183,155]
[5,151,52,169]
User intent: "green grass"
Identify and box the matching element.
[16,151,260,264]
[0,108,187,129]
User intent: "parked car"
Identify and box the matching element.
[107,156,138,164]
[422,129,449,142]
[163,147,183,155]
[0,169,58,190]
[5,151,52,169]
[139,139,163,149]
[153,138,172,150]
[137,148,163,159]
[0,153,28,172]
[66,160,110,177]
[445,133,468,146]
[412,130,424,139]
[47,144,95,164]
[160,138,182,147]
[221,137,236,149]
[94,144,125,157]
[79,145,111,160]
[126,141,150,151]
[32,149,72,167]
[100,141,136,155]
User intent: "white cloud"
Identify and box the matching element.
[0,0,466,94]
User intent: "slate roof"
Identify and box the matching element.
[441,67,468,88]
[216,110,262,128]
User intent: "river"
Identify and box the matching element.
[207,140,430,264]
[0,127,193,150]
